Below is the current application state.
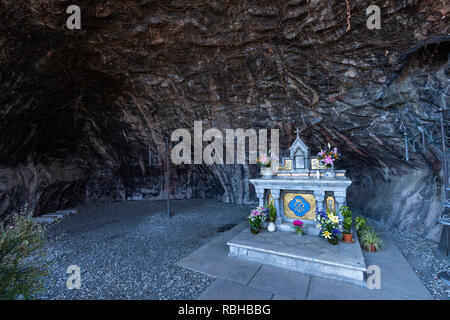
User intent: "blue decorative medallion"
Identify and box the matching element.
[288,196,311,217]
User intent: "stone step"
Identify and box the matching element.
[32,208,78,224]
[228,228,367,286]
[32,216,57,223]
[41,213,66,219]
[56,209,78,215]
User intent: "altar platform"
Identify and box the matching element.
[228,227,367,286]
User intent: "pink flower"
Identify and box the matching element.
[318,150,325,157]
[323,155,333,165]
[293,220,303,226]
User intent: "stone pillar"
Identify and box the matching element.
[256,188,265,207]
[335,191,346,222]
[313,190,325,212]
[271,189,282,226]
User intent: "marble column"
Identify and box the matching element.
[335,191,346,222]
[313,190,325,212]
[256,188,265,207]
[271,189,282,226]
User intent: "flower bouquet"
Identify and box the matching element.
[293,220,305,236]
[317,144,339,177]
[257,151,278,167]
[315,208,342,245]
[248,206,267,234]
[257,151,278,178]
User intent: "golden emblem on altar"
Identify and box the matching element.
[283,193,316,220]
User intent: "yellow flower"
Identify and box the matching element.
[323,231,331,239]
[330,215,339,224]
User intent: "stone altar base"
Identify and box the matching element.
[228,228,367,286]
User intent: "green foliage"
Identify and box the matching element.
[267,201,277,223]
[340,206,353,234]
[0,210,48,300]
[355,216,372,234]
[360,230,384,251]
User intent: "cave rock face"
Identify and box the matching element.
[0,1,449,240]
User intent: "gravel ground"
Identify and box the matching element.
[37,199,252,300]
[367,218,450,300]
[35,200,449,300]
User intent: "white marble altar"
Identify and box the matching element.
[251,132,352,232]
[227,132,365,285]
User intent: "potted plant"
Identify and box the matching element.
[340,206,353,243]
[257,151,278,178]
[355,216,372,237]
[248,206,267,234]
[266,201,277,232]
[293,220,305,236]
[316,143,340,177]
[360,230,383,252]
[314,209,342,245]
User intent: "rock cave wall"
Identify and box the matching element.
[0,0,449,240]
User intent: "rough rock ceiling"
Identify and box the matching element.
[0,0,449,239]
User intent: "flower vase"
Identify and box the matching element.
[267,222,276,232]
[250,225,259,234]
[324,164,335,178]
[260,166,273,178]
[328,237,339,245]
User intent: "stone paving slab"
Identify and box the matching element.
[307,276,416,300]
[247,264,310,299]
[181,224,434,300]
[197,279,273,300]
[362,236,433,300]
[272,294,295,300]
[176,223,263,285]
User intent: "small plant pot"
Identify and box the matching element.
[250,225,259,235]
[369,244,377,252]
[267,222,276,232]
[342,233,353,243]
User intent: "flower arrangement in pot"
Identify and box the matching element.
[360,230,383,252]
[340,206,353,243]
[316,143,339,177]
[248,206,267,234]
[315,209,342,245]
[257,151,278,178]
[293,220,305,236]
[265,201,277,232]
